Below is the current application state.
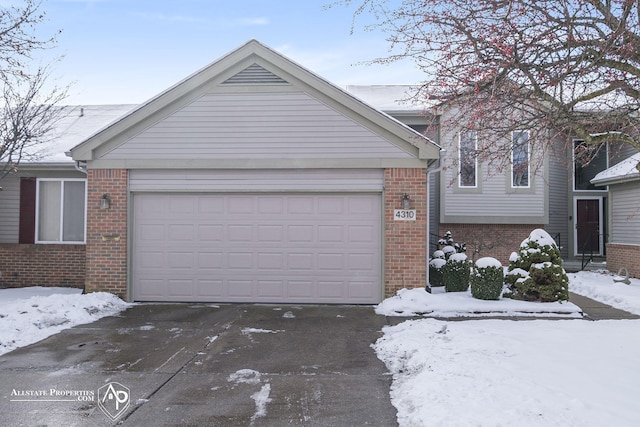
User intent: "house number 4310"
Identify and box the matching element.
[394,209,416,221]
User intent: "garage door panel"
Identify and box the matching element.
[168,279,193,297]
[257,252,284,269]
[199,225,224,241]
[349,253,375,270]
[228,225,254,242]
[228,252,253,269]
[197,279,223,297]
[133,193,381,303]
[257,280,284,297]
[318,253,343,270]
[198,252,223,268]
[228,280,253,297]
[287,281,314,298]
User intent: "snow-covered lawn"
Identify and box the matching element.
[374,270,640,426]
[0,287,130,356]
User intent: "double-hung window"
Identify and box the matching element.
[511,130,530,188]
[459,130,477,188]
[36,179,87,243]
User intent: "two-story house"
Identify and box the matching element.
[347,85,639,273]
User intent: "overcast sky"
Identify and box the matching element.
[33,0,422,105]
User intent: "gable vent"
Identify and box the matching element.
[223,63,288,84]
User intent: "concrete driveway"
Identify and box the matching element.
[0,304,396,426]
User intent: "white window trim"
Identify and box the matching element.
[458,130,478,188]
[511,130,531,188]
[35,178,87,244]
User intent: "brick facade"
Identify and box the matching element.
[85,169,128,298]
[0,244,85,288]
[438,223,542,265]
[384,168,427,296]
[606,243,640,279]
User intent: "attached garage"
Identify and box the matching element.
[71,40,439,303]
[130,170,383,303]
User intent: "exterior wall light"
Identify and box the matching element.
[100,194,111,210]
[401,193,412,210]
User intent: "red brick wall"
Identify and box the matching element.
[384,168,427,296]
[85,169,128,298]
[0,244,85,288]
[606,243,640,279]
[438,223,542,265]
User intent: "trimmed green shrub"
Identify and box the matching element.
[443,253,470,292]
[429,258,446,287]
[470,257,504,300]
[504,229,569,302]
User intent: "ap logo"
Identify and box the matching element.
[98,382,130,420]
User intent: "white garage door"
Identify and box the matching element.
[132,193,382,303]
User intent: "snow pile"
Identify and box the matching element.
[375,287,582,317]
[569,271,640,315]
[374,318,640,427]
[0,287,130,356]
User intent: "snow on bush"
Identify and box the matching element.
[470,257,504,300]
[429,258,446,287]
[443,252,470,293]
[504,229,569,302]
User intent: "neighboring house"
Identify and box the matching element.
[0,105,135,288]
[347,85,639,271]
[591,153,640,279]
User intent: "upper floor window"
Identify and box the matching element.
[459,130,477,188]
[574,140,608,191]
[36,179,86,243]
[512,130,530,188]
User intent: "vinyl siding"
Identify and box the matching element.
[546,138,569,257]
[440,145,546,223]
[609,180,640,245]
[129,169,384,193]
[102,91,414,160]
[0,176,20,243]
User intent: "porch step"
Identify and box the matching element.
[563,258,607,273]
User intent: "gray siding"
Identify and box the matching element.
[439,132,546,223]
[129,169,384,193]
[437,107,547,224]
[0,175,20,243]
[610,181,640,245]
[103,91,413,161]
[546,139,569,257]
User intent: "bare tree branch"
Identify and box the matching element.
[339,0,640,172]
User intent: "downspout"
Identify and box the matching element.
[73,160,87,174]
[426,149,446,293]
[66,151,87,175]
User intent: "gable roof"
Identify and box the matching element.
[591,152,640,186]
[70,40,439,166]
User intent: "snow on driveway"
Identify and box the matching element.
[1,271,639,426]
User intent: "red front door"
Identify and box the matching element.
[576,199,601,254]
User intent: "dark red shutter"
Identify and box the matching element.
[19,177,36,244]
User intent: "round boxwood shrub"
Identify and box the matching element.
[429,258,446,287]
[504,229,569,302]
[470,257,504,300]
[442,253,470,292]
